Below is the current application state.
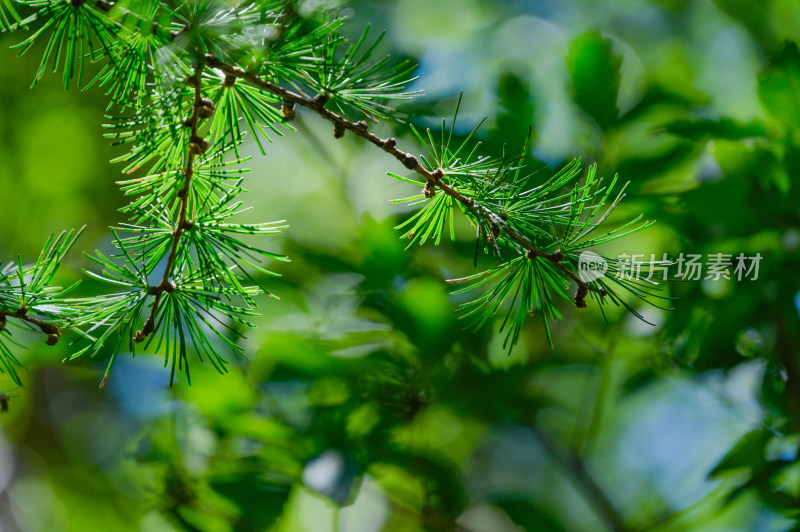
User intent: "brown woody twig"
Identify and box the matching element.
[203,55,598,307]
[0,308,61,345]
[134,65,208,344]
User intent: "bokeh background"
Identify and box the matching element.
[1,0,800,530]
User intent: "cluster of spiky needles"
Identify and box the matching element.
[0,309,60,343]
[200,52,670,348]
[134,65,205,345]
[0,0,669,386]
[0,230,83,385]
[204,55,599,303]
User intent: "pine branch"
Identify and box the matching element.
[0,229,84,384]
[0,308,60,344]
[203,55,598,307]
[134,65,207,345]
[3,0,662,380]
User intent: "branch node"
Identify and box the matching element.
[189,135,208,154]
[197,98,216,119]
[333,123,345,139]
[223,74,236,87]
[432,168,444,179]
[403,155,418,170]
[134,320,155,343]
[354,120,368,131]
[46,333,59,346]
[312,94,329,108]
[549,249,564,263]
[281,100,296,122]
[423,180,436,198]
[39,323,58,335]
[382,138,396,149]
[575,285,588,308]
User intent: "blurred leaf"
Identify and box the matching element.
[759,42,800,128]
[210,473,291,531]
[709,429,771,477]
[491,72,536,148]
[664,118,768,140]
[567,32,622,129]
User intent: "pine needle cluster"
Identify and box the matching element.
[0,0,667,386]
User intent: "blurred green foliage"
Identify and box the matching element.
[1,0,800,531]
